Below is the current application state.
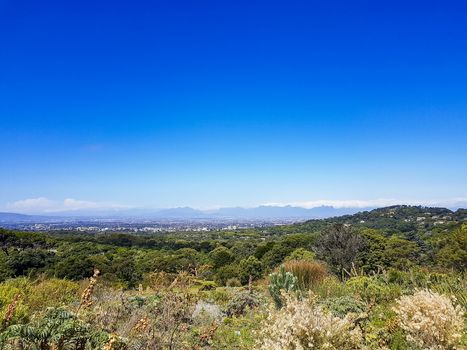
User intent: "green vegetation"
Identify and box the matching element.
[0,205,465,349]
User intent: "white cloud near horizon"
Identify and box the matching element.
[6,197,129,213]
[262,198,467,209]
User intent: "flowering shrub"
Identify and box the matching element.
[256,293,363,350]
[393,289,464,350]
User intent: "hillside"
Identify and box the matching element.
[266,205,467,236]
[0,205,466,349]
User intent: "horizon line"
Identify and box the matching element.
[2,197,467,215]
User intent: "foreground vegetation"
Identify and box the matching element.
[0,205,465,349]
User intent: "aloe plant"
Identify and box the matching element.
[268,266,298,309]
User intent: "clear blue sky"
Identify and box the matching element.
[1,0,467,212]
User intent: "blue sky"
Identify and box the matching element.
[1,0,467,213]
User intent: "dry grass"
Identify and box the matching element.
[283,260,328,290]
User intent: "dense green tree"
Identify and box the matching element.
[435,224,467,270]
[357,229,388,273]
[208,246,234,268]
[284,248,316,262]
[238,256,263,284]
[0,251,13,282]
[230,241,256,261]
[215,264,239,285]
[254,241,275,260]
[55,255,94,280]
[7,248,55,276]
[382,236,420,270]
[261,244,291,268]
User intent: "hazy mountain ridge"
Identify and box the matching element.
[2,204,467,225]
[0,205,371,222]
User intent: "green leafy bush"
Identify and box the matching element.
[320,295,366,317]
[284,248,316,262]
[238,256,263,285]
[225,278,241,287]
[347,276,401,303]
[0,308,107,349]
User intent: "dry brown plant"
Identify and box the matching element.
[78,268,100,312]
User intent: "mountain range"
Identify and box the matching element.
[0,205,372,222]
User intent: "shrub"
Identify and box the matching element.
[193,279,217,291]
[363,303,409,349]
[0,308,107,349]
[192,300,223,325]
[310,276,349,299]
[212,310,263,350]
[393,289,465,349]
[226,278,242,287]
[314,224,366,275]
[0,278,31,325]
[209,246,234,268]
[347,276,401,304]
[256,293,363,349]
[268,266,298,309]
[283,260,327,290]
[225,290,262,317]
[215,264,239,286]
[320,295,366,317]
[238,257,263,285]
[27,278,79,313]
[206,287,232,305]
[0,252,13,283]
[284,248,315,262]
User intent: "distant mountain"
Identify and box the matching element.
[1,205,465,228]
[0,212,55,223]
[0,205,372,222]
[213,205,369,219]
[147,207,207,218]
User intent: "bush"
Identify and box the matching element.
[211,311,263,350]
[225,290,262,317]
[310,276,349,299]
[257,293,363,349]
[393,289,465,349]
[225,278,241,287]
[195,279,217,291]
[320,295,366,317]
[284,248,315,262]
[209,246,234,268]
[0,308,107,349]
[283,260,328,290]
[314,224,366,275]
[347,276,401,304]
[215,264,239,286]
[27,278,79,313]
[268,266,297,309]
[192,300,223,325]
[238,257,263,285]
[0,278,31,324]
